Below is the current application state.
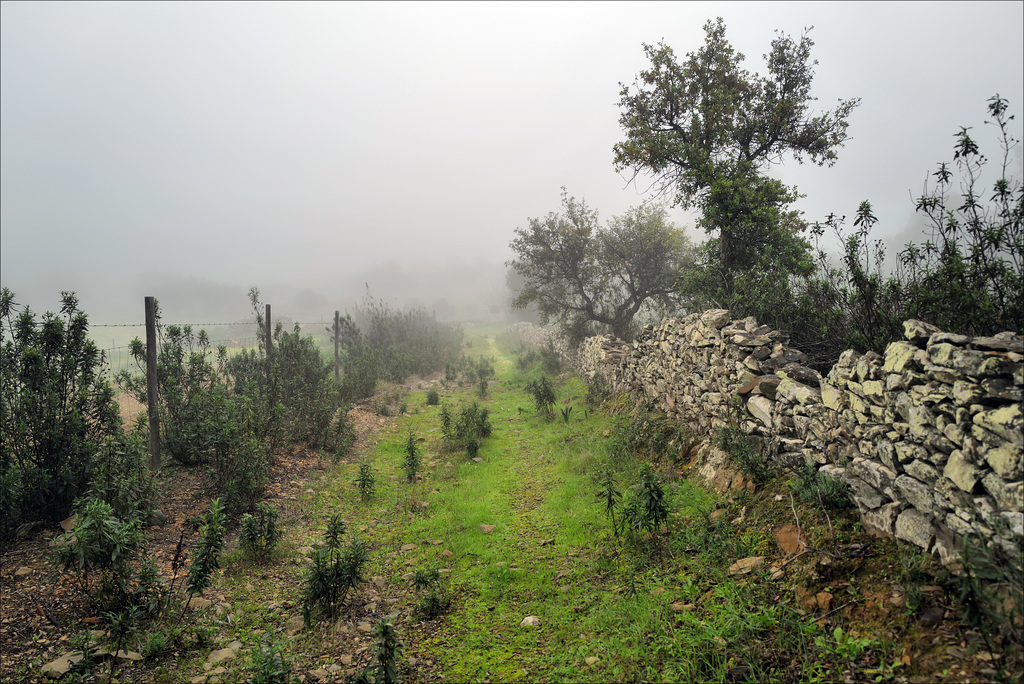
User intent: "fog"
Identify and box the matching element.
[2,2,1022,331]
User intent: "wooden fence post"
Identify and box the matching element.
[265,304,273,361]
[334,310,340,382]
[145,296,160,471]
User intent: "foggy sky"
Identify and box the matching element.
[2,1,1023,325]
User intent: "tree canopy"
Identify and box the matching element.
[507,190,693,342]
[613,18,859,296]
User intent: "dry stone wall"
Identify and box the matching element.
[573,310,1023,564]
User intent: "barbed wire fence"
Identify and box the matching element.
[89,300,343,470]
[96,318,335,376]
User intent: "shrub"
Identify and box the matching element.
[402,431,420,484]
[355,462,376,502]
[476,378,488,399]
[439,402,453,436]
[50,496,163,614]
[425,389,440,406]
[516,349,541,371]
[363,620,405,684]
[119,322,227,467]
[0,290,125,534]
[619,463,668,540]
[357,295,463,383]
[524,375,557,420]
[239,503,282,564]
[87,422,159,525]
[441,402,493,456]
[187,498,226,599]
[304,514,368,618]
[326,406,356,461]
[540,340,562,374]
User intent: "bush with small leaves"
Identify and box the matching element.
[425,389,440,406]
[0,290,126,534]
[239,502,282,564]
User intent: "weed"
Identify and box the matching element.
[239,502,282,564]
[560,406,573,423]
[715,426,772,484]
[790,463,852,511]
[362,619,405,684]
[412,568,452,619]
[814,626,877,662]
[250,636,293,684]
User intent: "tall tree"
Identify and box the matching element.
[613,18,859,297]
[507,189,693,342]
